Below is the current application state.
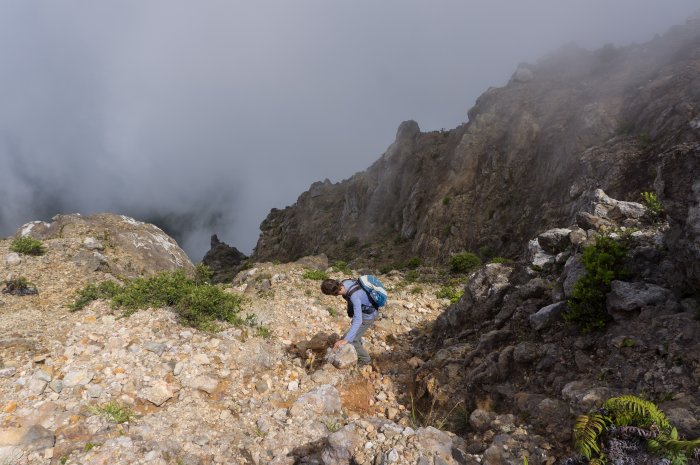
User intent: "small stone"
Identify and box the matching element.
[255,378,271,394]
[173,362,184,376]
[28,378,49,395]
[63,370,94,387]
[144,342,166,356]
[48,380,63,393]
[219,410,232,420]
[387,448,399,463]
[0,368,17,378]
[144,380,174,406]
[193,354,211,365]
[190,375,219,394]
[83,237,104,250]
[287,381,299,391]
[385,407,399,420]
[5,253,21,266]
[3,402,17,413]
[87,385,103,398]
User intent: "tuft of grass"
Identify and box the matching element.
[449,252,481,274]
[489,256,513,264]
[302,269,329,281]
[255,325,272,339]
[84,442,96,452]
[87,401,135,424]
[327,307,338,317]
[322,418,342,432]
[10,236,46,256]
[435,286,463,304]
[410,286,423,295]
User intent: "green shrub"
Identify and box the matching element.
[442,197,452,206]
[10,236,46,256]
[176,284,244,330]
[302,269,328,281]
[70,270,246,332]
[112,271,192,312]
[404,270,419,283]
[489,256,512,264]
[449,252,482,274]
[69,281,121,311]
[332,260,351,274]
[477,245,496,261]
[565,235,628,333]
[193,263,213,285]
[410,286,423,295]
[435,286,463,304]
[641,191,663,221]
[405,257,422,269]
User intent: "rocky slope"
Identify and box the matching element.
[1,214,488,465]
[252,18,700,268]
[409,186,700,464]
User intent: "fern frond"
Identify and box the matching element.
[603,395,671,431]
[574,413,608,459]
[656,437,700,458]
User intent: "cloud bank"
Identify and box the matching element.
[1,1,697,259]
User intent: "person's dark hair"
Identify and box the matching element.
[321,279,341,296]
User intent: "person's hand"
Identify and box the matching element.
[333,339,348,350]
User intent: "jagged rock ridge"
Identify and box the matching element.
[253,19,700,268]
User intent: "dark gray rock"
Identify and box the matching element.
[529,301,568,330]
[537,228,572,254]
[606,281,671,319]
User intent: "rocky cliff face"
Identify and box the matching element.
[253,20,700,267]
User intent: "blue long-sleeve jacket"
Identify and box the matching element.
[342,279,377,342]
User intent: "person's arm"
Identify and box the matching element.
[343,294,364,342]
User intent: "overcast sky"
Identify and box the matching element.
[1,1,698,259]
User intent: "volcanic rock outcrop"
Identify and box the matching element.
[253,19,700,269]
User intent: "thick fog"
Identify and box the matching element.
[1,1,697,260]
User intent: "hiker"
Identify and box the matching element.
[321,278,378,366]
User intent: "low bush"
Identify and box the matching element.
[332,260,351,274]
[405,257,422,269]
[449,252,481,274]
[435,286,463,304]
[565,235,628,333]
[641,191,663,222]
[302,269,329,281]
[488,256,512,264]
[10,236,46,256]
[70,270,247,332]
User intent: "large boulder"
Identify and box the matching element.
[15,213,193,277]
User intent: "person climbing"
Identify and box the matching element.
[321,278,378,366]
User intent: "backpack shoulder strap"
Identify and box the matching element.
[344,281,362,300]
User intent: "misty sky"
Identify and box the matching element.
[1,1,698,260]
